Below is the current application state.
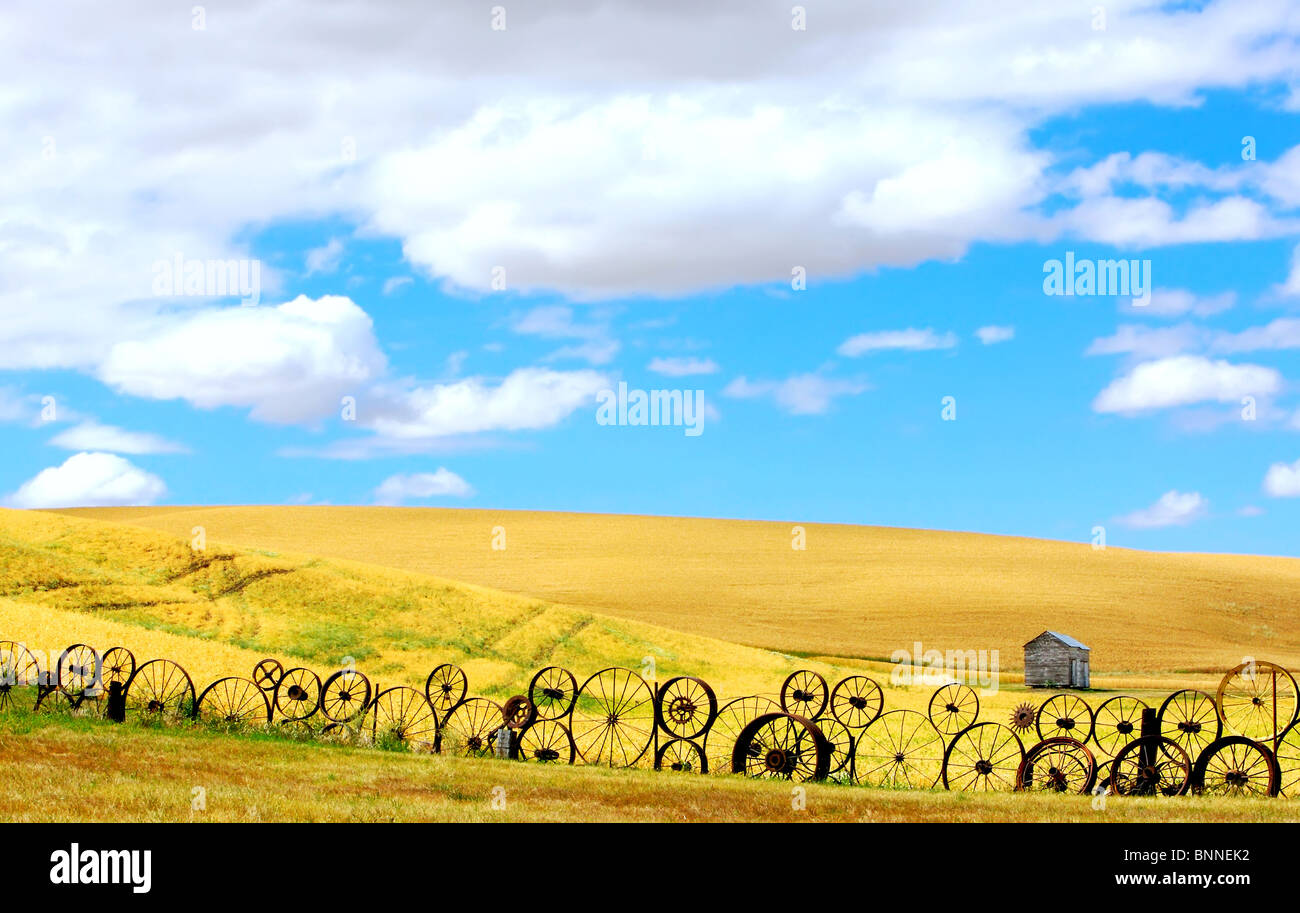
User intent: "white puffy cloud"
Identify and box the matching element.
[974,326,1015,345]
[723,374,867,415]
[1117,490,1208,528]
[647,357,719,377]
[1092,356,1282,414]
[838,328,957,357]
[374,468,473,504]
[6,452,166,508]
[48,421,187,455]
[1264,459,1300,497]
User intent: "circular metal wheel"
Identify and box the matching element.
[125,659,196,720]
[528,666,577,721]
[425,663,468,715]
[1109,736,1191,797]
[571,667,656,767]
[34,687,73,714]
[830,675,884,729]
[815,715,855,778]
[1008,702,1037,735]
[854,709,945,788]
[252,658,283,692]
[1216,661,1299,742]
[367,686,439,751]
[56,643,100,700]
[1275,719,1300,797]
[100,647,135,690]
[0,641,43,711]
[512,719,577,764]
[780,670,829,720]
[1017,737,1097,794]
[656,676,718,740]
[1157,689,1221,760]
[196,677,271,725]
[942,723,1025,792]
[1192,736,1280,797]
[439,697,504,757]
[502,695,534,729]
[656,738,708,773]
[1091,695,1147,757]
[319,670,371,724]
[706,695,781,773]
[1035,693,1094,743]
[731,712,830,782]
[928,683,980,736]
[274,668,322,721]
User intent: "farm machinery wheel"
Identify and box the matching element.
[853,709,944,788]
[1216,661,1298,743]
[125,659,196,721]
[0,641,43,712]
[1191,736,1280,797]
[830,675,883,729]
[1035,694,1094,744]
[731,712,830,782]
[274,667,322,721]
[928,683,979,736]
[56,643,100,701]
[439,697,504,757]
[197,676,272,725]
[656,738,708,774]
[780,670,829,720]
[512,719,576,764]
[100,647,135,690]
[942,722,1024,792]
[571,667,656,767]
[34,687,73,714]
[252,658,284,692]
[319,670,372,724]
[815,714,855,778]
[528,666,577,721]
[1008,702,1037,736]
[1157,689,1221,760]
[1276,720,1300,797]
[366,686,438,751]
[1108,736,1191,797]
[656,676,718,740]
[425,663,468,715]
[1017,737,1096,794]
[502,695,534,729]
[706,695,781,774]
[1091,695,1147,758]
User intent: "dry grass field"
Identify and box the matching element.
[65,505,1300,674]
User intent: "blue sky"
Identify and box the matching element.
[1,1,1298,555]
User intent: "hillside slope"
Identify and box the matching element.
[60,506,1300,674]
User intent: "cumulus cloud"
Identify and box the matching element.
[374,468,474,504]
[1117,490,1208,528]
[6,452,166,508]
[1092,356,1282,414]
[48,421,187,455]
[974,326,1015,345]
[647,356,719,377]
[1264,459,1300,497]
[723,374,867,415]
[838,328,957,357]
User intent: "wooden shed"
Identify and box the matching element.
[1023,631,1090,689]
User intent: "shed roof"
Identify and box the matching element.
[1024,630,1090,651]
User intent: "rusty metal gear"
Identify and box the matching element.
[1010,702,1036,733]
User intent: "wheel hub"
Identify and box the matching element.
[1117,721,1134,734]
[975,759,993,775]
[287,684,309,701]
[764,748,792,774]
[1056,717,1075,730]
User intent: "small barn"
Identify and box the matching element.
[1024,631,1090,689]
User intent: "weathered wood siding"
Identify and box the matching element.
[1024,634,1090,688]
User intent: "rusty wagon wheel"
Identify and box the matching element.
[527,666,577,721]
[830,675,883,729]
[197,676,271,725]
[928,683,980,736]
[780,670,829,720]
[125,659,196,721]
[732,712,830,782]
[252,658,283,692]
[1216,661,1298,742]
[502,695,534,730]
[512,719,576,764]
[100,647,135,690]
[656,676,718,740]
[942,722,1025,792]
[425,663,468,715]
[854,709,945,788]
[273,667,322,721]
[571,667,656,767]
[1274,719,1300,797]
[1091,695,1147,758]
[367,686,439,751]
[0,641,43,712]
[319,670,371,724]
[706,695,781,773]
[34,686,73,714]
[656,738,707,773]
[1017,737,1097,794]
[1157,689,1221,760]
[1035,693,1094,743]
[1192,736,1280,797]
[1109,735,1191,797]
[815,714,855,778]
[440,697,504,757]
[56,643,100,700]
